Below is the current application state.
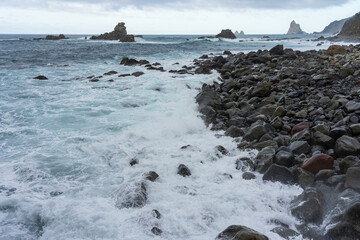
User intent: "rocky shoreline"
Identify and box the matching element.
[194,44,360,239]
[32,43,360,239]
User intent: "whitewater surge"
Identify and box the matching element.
[0,34,338,239]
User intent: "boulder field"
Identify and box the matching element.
[194,44,360,239]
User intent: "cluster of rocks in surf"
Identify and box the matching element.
[33,34,69,41]
[90,22,135,42]
[194,44,360,239]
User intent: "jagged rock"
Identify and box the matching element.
[339,156,359,174]
[151,227,162,235]
[345,101,360,112]
[144,171,159,182]
[104,70,118,75]
[269,45,284,55]
[289,141,310,155]
[255,146,276,173]
[290,188,323,222]
[115,182,147,208]
[120,57,139,66]
[293,167,315,188]
[243,124,268,141]
[287,20,305,34]
[216,29,236,39]
[177,164,191,177]
[90,22,135,42]
[271,226,300,240]
[301,154,334,174]
[335,135,360,157]
[215,225,269,240]
[263,164,296,184]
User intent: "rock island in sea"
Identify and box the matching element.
[90,22,135,42]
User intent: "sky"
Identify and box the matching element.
[0,0,359,34]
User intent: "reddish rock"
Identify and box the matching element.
[301,154,334,173]
[291,122,310,136]
[325,45,347,56]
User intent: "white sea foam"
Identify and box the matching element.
[0,36,332,239]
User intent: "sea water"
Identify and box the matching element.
[0,34,341,239]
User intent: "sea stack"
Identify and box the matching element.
[287,20,304,34]
[90,22,135,42]
[338,12,360,38]
[216,29,236,39]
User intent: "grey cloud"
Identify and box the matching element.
[0,0,352,9]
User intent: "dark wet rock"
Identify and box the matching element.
[118,74,131,78]
[335,135,360,157]
[225,126,244,138]
[120,57,139,66]
[330,126,349,139]
[120,34,135,42]
[104,70,118,75]
[290,188,323,222]
[289,141,310,155]
[350,123,360,136]
[263,164,296,184]
[89,79,99,82]
[223,50,232,55]
[116,182,147,208]
[315,169,335,181]
[195,67,211,74]
[255,146,276,173]
[34,75,48,80]
[269,45,284,55]
[291,129,311,143]
[345,167,360,190]
[132,71,144,77]
[311,131,334,148]
[151,227,162,236]
[274,151,294,167]
[339,156,359,174]
[236,157,256,171]
[144,171,159,182]
[345,101,360,113]
[271,226,299,240]
[242,172,256,180]
[130,158,138,166]
[243,124,268,142]
[325,202,360,240]
[251,81,271,98]
[215,225,269,240]
[216,145,229,155]
[215,29,236,39]
[301,154,334,174]
[177,164,191,177]
[152,209,161,219]
[45,34,68,40]
[293,167,315,188]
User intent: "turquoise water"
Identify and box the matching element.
[0,34,332,240]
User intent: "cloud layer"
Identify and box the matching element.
[0,0,352,10]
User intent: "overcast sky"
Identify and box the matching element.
[0,0,359,34]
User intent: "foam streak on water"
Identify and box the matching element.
[1,34,348,240]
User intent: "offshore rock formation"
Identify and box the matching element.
[216,29,236,39]
[315,18,347,35]
[338,12,360,38]
[90,22,135,42]
[287,20,304,34]
[33,34,68,40]
[235,30,245,36]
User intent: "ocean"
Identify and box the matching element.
[0,34,338,239]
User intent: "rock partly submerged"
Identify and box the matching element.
[90,22,135,42]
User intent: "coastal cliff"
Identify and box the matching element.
[315,18,347,35]
[338,12,360,38]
